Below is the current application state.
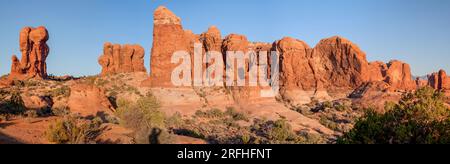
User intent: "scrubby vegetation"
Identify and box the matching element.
[294,99,363,133]
[47,86,71,99]
[46,116,103,144]
[175,108,328,144]
[0,89,26,115]
[338,87,450,144]
[115,93,174,144]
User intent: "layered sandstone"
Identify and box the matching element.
[98,43,146,76]
[9,26,50,80]
[145,6,420,104]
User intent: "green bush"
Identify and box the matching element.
[46,117,102,144]
[195,108,224,118]
[166,112,183,128]
[52,106,71,116]
[338,87,450,144]
[49,86,71,98]
[225,107,249,121]
[115,93,172,144]
[0,90,26,115]
[251,119,299,143]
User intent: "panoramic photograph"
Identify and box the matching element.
[1,0,450,149]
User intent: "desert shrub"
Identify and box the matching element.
[52,106,71,116]
[49,86,71,98]
[249,119,329,144]
[296,131,327,144]
[225,107,249,121]
[338,87,450,144]
[294,106,313,116]
[96,78,109,87]
[104,115,120,124]
[115,94,172,144]
[0,90,26,115]
[323,101,333,109]
[195,108,224,118]
[251,119,297,143]
[240,134,251,144]
[166,112,183,128]
[174,128,206,139]
[126,86,140,95]
[267,120,296,141]
[46,117,102,144]
[319,116,339,131]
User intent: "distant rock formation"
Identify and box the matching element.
[427,70,450,91]
[9,26,50,80]
[144,6,443,104]
[98,43,146,76]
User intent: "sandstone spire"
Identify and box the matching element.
[142,6,191,87]
[9,26,50,80]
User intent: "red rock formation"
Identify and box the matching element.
[427,69,450,90]
[144,6,421,104]
[383,60,416,91]
[98,43,146,76]
[9,26,49,80]
[143,6,191,87]
[311,36,371,90]
[275,37,315,90]
[201,26,222,52]
[416,78,428,88]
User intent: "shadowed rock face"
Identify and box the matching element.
[98,43,146,76]
[9,26,49,80]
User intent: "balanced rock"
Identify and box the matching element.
[98,43,146,76]
[9,26,50,80]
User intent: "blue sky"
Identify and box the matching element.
[0,0,449,76]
